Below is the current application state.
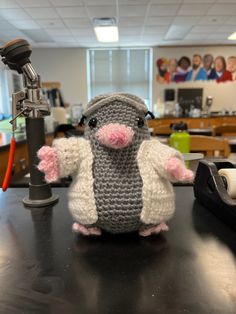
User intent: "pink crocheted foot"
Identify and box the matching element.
[72,222,102,236]
[37,146,60,182]
[165,157,194,182]
[139,223,169,237]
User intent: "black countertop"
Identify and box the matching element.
[0,187,235,314]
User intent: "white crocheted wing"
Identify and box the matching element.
[52,137,91,178]
[137,139,183,225]
[137,138,183,181]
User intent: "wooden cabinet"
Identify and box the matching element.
[0,133,54,185]
[147,116,236,129]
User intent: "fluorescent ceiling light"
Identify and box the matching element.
[228,32,236,40]
[94,26,119,43]
[93,17,119,43]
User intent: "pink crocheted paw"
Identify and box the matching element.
[37,146,59,183]
[139,223,169,237]
[72,222,102,236]
[165,157,194,182]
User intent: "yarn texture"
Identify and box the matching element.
[38,92,192,235]
[53,137,98,225]
[137,139,182,225]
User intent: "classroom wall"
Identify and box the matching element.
[31,48,88,107]
[30,45,236,112]
[152,46,236,112]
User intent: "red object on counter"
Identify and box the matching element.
[2,137,16,192]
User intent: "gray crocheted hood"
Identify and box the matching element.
[83,93,148,117]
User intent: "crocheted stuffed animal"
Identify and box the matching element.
[38,93,193,236]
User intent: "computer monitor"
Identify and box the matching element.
[178,88,203,114]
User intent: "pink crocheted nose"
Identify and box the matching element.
[95,123,134,149]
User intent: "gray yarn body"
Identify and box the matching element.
[84,100,150,233]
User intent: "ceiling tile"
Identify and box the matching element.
[119,16,144,27]
[172,16,201,26]
[119,0,149,4]
[207,33,231,39]
[17,0,51,7]
[217,0,236,2]
[141,34,164,41]
[183,0,215,3]
[9,19,41,29]
[184,33,208,40]
[207,4,236,15]
[178,4,212,16]
[225,16,236,25]
[165,25,192,39]
[198,15,228,25]
[56,42,83,47]
[0,8,31,19]
[206,38,233,45]
[86,5,116,18]
[56,6,87,18]
[0,0,233,47]
[150,0,182,3]
[217,25,236,33]
[0,19,16,29]
[143,25,169,34]
[84,0,116,4]
[0,0,19,8]
[53,36,76,43]
[22,29,53,42]
[145,16,174,26]
[0,28,25,36]
[34,42,59,47]
[119,27,142,35]
[149,4,180,17]
[50,0,83,6]
[73,35,97,42]
[119,35,141,42]
[191,25,217,33]
[25,7,59,19]
[0,29,32,42]
[70,28,94,36]
[45,28,71,36]
[37,19,65,28]
[119,5,147,17]
[63,18,91,28]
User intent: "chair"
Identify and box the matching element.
[212,124,236,136]
[190,135,231,157]
[152,124,172,136]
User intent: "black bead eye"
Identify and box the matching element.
[88,117,97,129]
[137,117,144,128]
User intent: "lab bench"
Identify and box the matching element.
[0,186,235,314]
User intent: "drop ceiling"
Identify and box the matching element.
[0,0,236,47]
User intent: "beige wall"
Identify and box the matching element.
[152,46,236,112]
[31,48,88,107]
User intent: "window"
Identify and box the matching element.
[0,69,11,120]
[87,48,152,110]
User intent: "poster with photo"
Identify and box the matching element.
[156,54,236,84]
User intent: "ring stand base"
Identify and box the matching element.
[23,194,59,208]
[23,183,59,208]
